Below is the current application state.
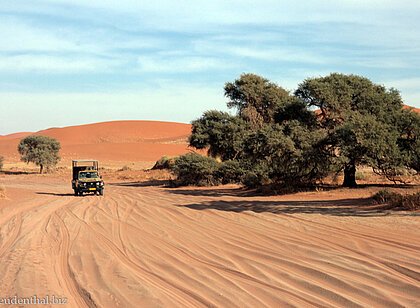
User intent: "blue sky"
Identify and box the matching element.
[0,0,419,134]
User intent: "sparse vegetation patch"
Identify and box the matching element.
[152,156,177,170]
[372,190,420,210]
[0,185,6,199]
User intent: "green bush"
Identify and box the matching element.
[372,190,420,210]
[0,156,3,170]
[172,153,222,186]
[218,160,247,184]
[152,156,177,170]
[241,163,272,187]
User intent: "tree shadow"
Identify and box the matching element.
[166,183,419,198]
[167,187,253,197]
[36,192,75,196]
[1,170,38,175]
[173,199,419,217]
[356,183,417,189]
[110,179,170,187]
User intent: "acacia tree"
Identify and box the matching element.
[397,108,420,173]
[295,73,415,187]
[224,73,290,127]
[18,135,61,173]
[189,110,247,160]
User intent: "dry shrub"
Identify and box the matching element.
[118,165,132,171]
[152,156,176,170]
[355,171,369,181]
[0,185,6,199]
[372,190,420,211]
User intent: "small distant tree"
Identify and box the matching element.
[0,156,3,170]
[18,135,61,173]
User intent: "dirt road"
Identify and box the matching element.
[1,175,419,307]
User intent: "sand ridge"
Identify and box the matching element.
[0,120,194,163]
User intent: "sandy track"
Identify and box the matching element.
[0,177,419,307]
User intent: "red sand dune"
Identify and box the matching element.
[0,132,32,140]
[0,121,194,162]
[404,105,420,113]
[35,120,192,144]
[1,106,419,163]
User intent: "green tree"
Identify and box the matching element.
[396,108,420,173]
[18,135,61,173]
[243,121,331,186]
[0,156,3,170]
[224,73,290,126]
[189,110,248,160]
[295,73,414,187]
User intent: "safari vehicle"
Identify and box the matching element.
[72,160,104,196]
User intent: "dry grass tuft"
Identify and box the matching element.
[372,190,420,211]
[0,185,6,199]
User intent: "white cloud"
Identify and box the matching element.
[382,77,420,91]
[137,56,232,73]
[0,54,123,73]
[0,17,81,52]
[5,0,419,35]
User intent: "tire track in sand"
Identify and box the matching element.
[52,212,98,308]
[0,213,22,258]
[62,206,221,308]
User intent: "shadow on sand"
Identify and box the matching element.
[36,192,75,196]
[1,170,38,175]
[167,183,416,198]
[172,199,419,217]
[167,184,419,217]
[110,180,170,187]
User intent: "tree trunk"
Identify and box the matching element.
[40,164,43,174]
[342,162,357,187]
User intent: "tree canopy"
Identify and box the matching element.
[224,73,290,127]
[295,73,415,186]
[189,110,248,160]
[185,72,420,188]
[18,135,61,173]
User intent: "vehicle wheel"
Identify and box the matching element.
[79,190,83,196]
[99,188,103,196]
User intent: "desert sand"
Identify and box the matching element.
[0,119,420,307]
[0,172,419,307]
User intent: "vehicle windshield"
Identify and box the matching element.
[79,171,99,179]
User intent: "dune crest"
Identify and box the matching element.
[0,121,194,163]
